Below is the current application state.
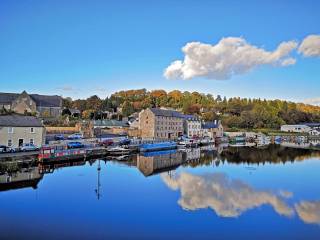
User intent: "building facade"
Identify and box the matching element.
[0,115,45,148]
[139,108,184,139]
[201,120,224,138]
[280,124,312,133]
[183,115,202,138]
[0,91,62,118]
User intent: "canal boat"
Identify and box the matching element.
[38,143,106,162]
[139,141,177,152]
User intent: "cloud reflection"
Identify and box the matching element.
[161,172,294,218]
[295,201,320,225]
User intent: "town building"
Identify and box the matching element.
[0,115,45,148]
[0,91,62,118]
[139,108,184,139]
[183,115,202,138]
[280,124,312,133]
[201,120,224,139]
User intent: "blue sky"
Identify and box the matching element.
[0,0,319,102]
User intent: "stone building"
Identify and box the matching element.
[139,108,184,139]
[183,115,202,138]
[0,115,45,148]
[201,120,224,138]
[0,91,62,118]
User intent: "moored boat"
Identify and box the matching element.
[140,141,177,152]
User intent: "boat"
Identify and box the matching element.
[139,141,177,152]
[107,147,131,155]
[38,143,105,162]
[178,138,198,148]
[200,138,215,146]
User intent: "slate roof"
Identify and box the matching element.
[0,92,62,108]
[150,108,184,118]
[93,120,129,127]
[298,123,320,128]
[182,114,200,121]
[0,93,19,104]
[0,115,44,127]
[202,121,220,129]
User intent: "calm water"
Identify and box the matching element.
[1,145,320,239]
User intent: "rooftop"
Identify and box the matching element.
[0,115,44,127]
[149,108,184,118]
[0,92,62,108]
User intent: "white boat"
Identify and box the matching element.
[200,138,215,145]
[107,147,130,155]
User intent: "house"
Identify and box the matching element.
[183,115,202,138]
[139,108,184,139]
[309,129,320,136]
[0,115,45,148]
[280,124,311,133]
[201,120,224,139]
[0,91,62,118]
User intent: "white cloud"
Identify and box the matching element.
[303,97,320,106]
[161,172,294,218]
[298,34,320,57]
[57,85,75,91]
[295,201,320,225]
[164,37,298,80]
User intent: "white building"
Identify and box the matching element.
[0,115,45,148]
[183,115,202,138]
[280,124,311,133]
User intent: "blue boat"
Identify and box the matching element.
[139,141,177,152]
[142,149,177,157]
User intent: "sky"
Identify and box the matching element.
[0,0,319,103]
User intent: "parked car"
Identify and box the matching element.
[19,143,39,152]
[67,133,83,140]
[100,139,114,147]
[67,141,84,149]
[54,134,65,140]
[119,138,131,146]
[0,145,15,153]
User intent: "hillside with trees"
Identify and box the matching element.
[62,89,320,130]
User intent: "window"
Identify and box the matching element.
[30,127,35,133]
[8,127,14,134]
[30,139,34,145]
[8,140,12,147]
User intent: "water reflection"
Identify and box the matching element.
[295,201,320,225]
[162,171,320,226]
[161,172,294,218]
[0,162,43,192]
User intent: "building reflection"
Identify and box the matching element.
[0,163,43,192]
[137,150,183,176]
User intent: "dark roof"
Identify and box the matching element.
[299,123,320,127]
[30,94,62,107]
[0,93,19,104]
[202,121,220,129]
[0,92,62,108]
[150,108,184,118]
[93,120,129,127]
[0,115,44,127]
[182,114,200,121]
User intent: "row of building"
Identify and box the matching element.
[280,123,320,136]
[138,108,223,139]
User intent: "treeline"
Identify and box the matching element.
[63,89,320,129]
